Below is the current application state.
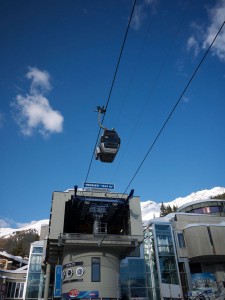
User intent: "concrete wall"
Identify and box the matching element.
[174,213,225,230]
[47,189,143,299]
[129,196,143,237]
[173,213,225,259]
[0,269,27,281]
[210,225,225,255]
[49,192,67,240]
[40,224,49,241]
[49,190,143,240]
[62,247,120,298]
[184,226,213,258]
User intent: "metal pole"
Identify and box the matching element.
[44,263,51,300]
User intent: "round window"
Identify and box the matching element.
[67,269,73,278]
[76,267,84,277]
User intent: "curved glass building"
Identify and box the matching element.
[177,199,225,216]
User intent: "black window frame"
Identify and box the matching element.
[177,233,186,248]
[91,257,100,282]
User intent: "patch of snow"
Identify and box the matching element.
[141,201,160,224]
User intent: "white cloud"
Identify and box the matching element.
[27,66,51,94]
[182,95,189,103]
[187,36,200,57]
[15,221,36,228]
[0,218,11,228]
[144,0,158,14]
[12,67,64,137]
[131,0,158,30]
[203,0,225,61]
[187,0,225,62]
[131,4,146,30]
[0,217,23,228]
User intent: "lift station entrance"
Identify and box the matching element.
[44,186,143,300]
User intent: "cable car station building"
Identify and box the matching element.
[44,186,143,300]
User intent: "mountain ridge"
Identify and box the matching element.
[0,219,49,238]
[141,186,225,223]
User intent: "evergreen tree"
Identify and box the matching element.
[4,229,39,257]
[160,202,167,217]
[172,204,178,212]
[160,203,178,217]
[166,205,173,214]
[12,241,24,257]
[211,193,225,200]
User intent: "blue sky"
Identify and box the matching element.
[1,0,225,228]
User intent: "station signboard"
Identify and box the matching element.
[84,182,115,190]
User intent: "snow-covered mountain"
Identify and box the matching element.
[0,187,224,238]
[141,186,225,224]
[0,219,49,238]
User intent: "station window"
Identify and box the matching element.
[32,247,43,254]
[6,282,24,299]
[92,257,100,282]
[177,233,186,248]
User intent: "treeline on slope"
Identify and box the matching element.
[0,229,39,258]
[160,203,178,217]
[211,193,225,200]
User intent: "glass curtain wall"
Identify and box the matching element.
[120,244,161,300]
[120,258,148,300]
[143,224,181,300]
[154,224,179,285]
[143,228,161,300]
[25,245,44,300]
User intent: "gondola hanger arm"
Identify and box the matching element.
[96,106,107,130]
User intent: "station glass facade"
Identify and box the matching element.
[143,223,181,300]
[25,242,44,300]
[120,245,161,300]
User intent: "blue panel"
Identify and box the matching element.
[54,265,62,298]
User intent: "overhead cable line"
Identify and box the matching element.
[110,3,190,182]
[123,20,225,195]
[84,0,137,183]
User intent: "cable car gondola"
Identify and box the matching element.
[95,106,121,163]
[96,128,120,163]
